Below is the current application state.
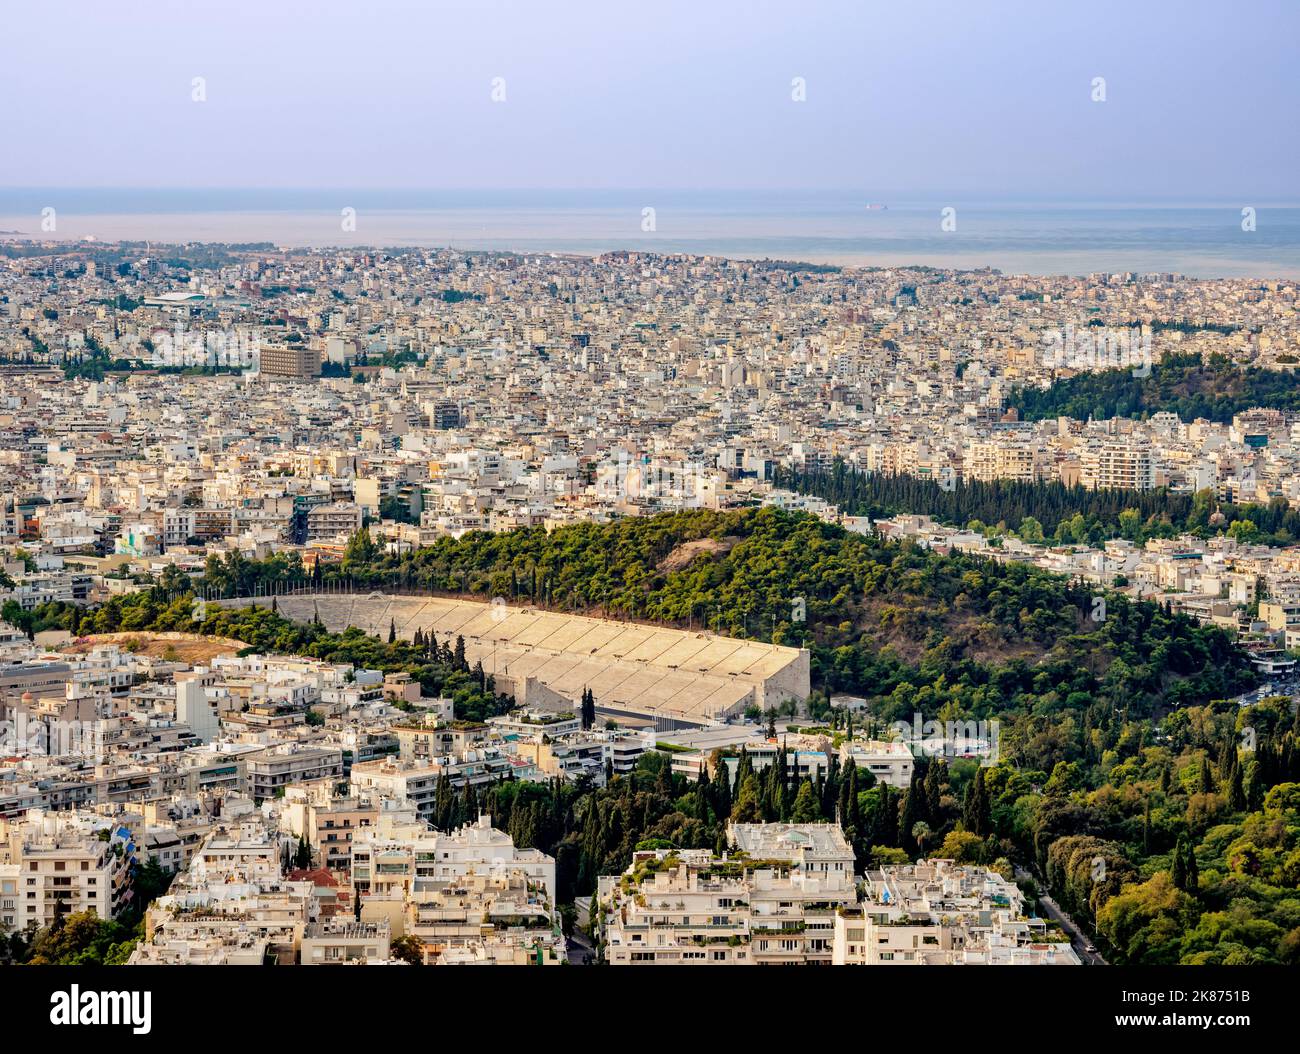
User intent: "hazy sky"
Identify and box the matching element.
[4,0,1296,200]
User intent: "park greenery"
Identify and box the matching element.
[779,458,1300,547]
[12,507,1299,963]
[1006,350,1300,424]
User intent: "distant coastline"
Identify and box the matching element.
[1,189,1298,279]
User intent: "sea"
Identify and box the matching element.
[1,188,1297,279]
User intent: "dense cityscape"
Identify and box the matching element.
[0,238,1295,979]
[2,0,1297,1037]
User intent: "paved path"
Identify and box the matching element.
[1015,865,1108,965]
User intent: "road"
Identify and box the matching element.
[566,895,596,965]
[566,931,595,965]
[1014,865,1108,966]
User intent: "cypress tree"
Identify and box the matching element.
[838,758,856,825]
[924,759,945,820]
[711,753,732,818]
[735,746,753,786]
[1246,766,1264,812]
[874,782,896,847]
[694,768,711,823]
[1228,762,1246,811]
[1171,837,1187,891]
[899,788,919,855]
[963,767,991,837]
[847,765,863,832]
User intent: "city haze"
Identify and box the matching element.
[3,0,1297,200]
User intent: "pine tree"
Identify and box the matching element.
[791,781,822,823]
[732,775,764,823]
[655,757,673,799]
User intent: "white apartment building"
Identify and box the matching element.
[352,811,561,964]
[1080,440,1155,491]
[965,439,1041,483]
[600,823,858,966]
[351,810,556,905]
[0,809,136,929]
[305,502,363,542]
[832,859,1079,965]
[300,919,391,965]
[245,744,345,801]
[838,738,916,788]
